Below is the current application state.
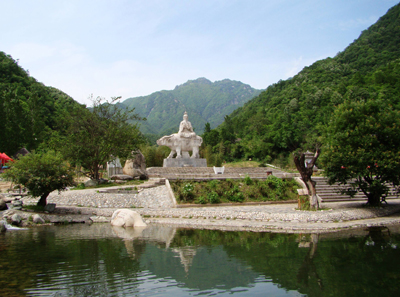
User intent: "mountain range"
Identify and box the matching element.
[120,77,262,138]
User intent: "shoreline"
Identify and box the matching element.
[2,185,400,234]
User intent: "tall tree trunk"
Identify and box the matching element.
[37,192,50,207]
[294,149,320,210]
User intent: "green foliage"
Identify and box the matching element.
[207,192,220,204]
[0,52,80,155]
[243,175,253,185]
[321,98,400,206]
[140,144,170,167]
[213,4,400,162]
[3,150,75,206]
[49,96,145,180]
[171,177,298,204]
[122,78,262,139]
[180,183,195,202]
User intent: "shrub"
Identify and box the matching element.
[196,196,207,204]
[243,175,253,185]
[228,191,245,202]
[207,192,220,204]
[181,183,195,201]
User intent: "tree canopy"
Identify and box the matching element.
[3,150,75,206]
[0,51,80,156]
[321,98,400,206]
[49,96,145,180]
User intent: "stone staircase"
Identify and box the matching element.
[313,176,399,202]
[138,178,166,189]
[146,167,290,180]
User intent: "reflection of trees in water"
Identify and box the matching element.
[2,224,400,296]
[297,234,323,291]
[166,227,400,297]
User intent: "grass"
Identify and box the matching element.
[224,161,261,168]
[23,204,45,212]
[171,176,299,205]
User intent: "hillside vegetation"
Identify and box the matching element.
[0,52,80,155]
[204,3,400,164]
[121,77,262,140]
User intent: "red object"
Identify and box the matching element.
[0,153,13,165]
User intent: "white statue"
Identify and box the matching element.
[178,112,196,138]
[157,112,202,159]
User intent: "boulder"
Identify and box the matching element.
[110,174,134,181]
[33,214,45,224]
[84,179,98,187]
[11,213,22,226]
[0,220,6,233]
[0,197,7,210]
[11,200,23,210]
[110,209,147,228]
[44,203,56,213]
[123,150,148,178]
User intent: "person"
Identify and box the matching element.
[178,112,196,138]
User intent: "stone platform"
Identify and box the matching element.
[163,158,207,168]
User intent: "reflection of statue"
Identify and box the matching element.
[157,112,202,159]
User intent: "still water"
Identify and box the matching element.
[1,224,400,297]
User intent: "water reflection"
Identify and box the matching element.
[0,224,399,296]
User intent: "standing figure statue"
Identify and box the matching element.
[157,112,203,159]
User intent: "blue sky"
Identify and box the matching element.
[1,0,398,105]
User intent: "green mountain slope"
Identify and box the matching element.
[0,51,81,155]
[214,3,400,162]
[122,77,262,137]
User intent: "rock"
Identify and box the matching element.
[85,179,98,187]
[0,197,7,210]
[11,213,22,225]
[11,200,23,210]
[90,216,110,223]
[44,203,56,213]
[123,150,148,178]
[0,220,6,232]
[98,178,108,185]
[110,209,147,228]
[110,174,134,181]
[33,214,45,224]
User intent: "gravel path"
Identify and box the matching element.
[14,185,400,232]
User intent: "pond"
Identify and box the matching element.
[1,224,400,296]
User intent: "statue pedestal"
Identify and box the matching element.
[163,158,207,168]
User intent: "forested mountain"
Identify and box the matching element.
[121,77,262,138]
[207,3,400,163]
[0,51,80,155]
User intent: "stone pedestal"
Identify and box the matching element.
[163,158,207,168]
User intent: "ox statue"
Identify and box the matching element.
[156,112,203,159]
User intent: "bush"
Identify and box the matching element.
[243,175,253,185]
[181,183,195,201]
[196,196,208,204]
[3,150,75,206]
[207,192,220,204]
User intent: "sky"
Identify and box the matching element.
[1,0,398,105]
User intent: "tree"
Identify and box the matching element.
[50,96,145,180]
[321,99,400,206]
[293,149,321,210]
[3,151,75,207]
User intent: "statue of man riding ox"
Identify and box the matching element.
[156,112,203,159]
